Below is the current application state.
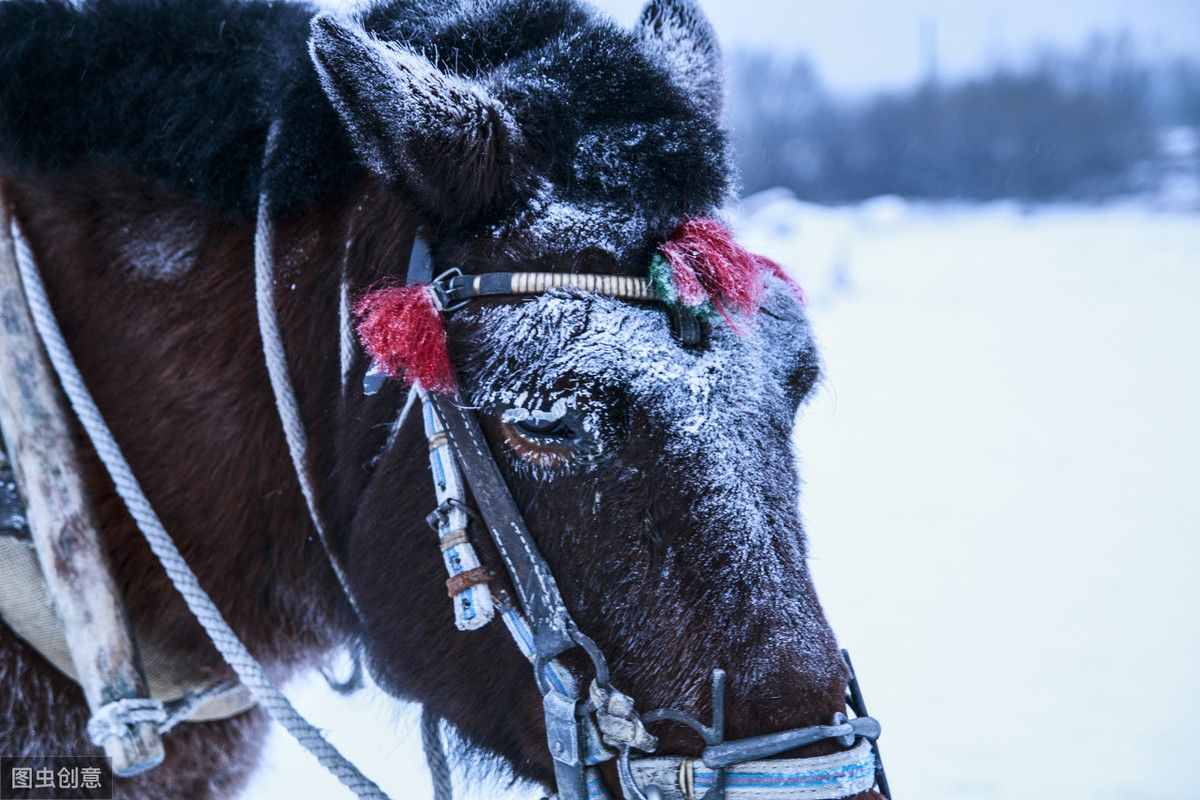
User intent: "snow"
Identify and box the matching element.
[246,193,1200,800]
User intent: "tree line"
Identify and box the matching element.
[727,35,1200,202]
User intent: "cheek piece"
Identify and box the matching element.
[356,219,888,800]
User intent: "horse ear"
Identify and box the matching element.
[635,0,723,115]
[308,14,520,219]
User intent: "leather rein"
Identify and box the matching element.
[383,241,892,800]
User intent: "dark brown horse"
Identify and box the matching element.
[0,0,883,797]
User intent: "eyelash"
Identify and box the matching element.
[498,415,609,479]
[500,422,577,472]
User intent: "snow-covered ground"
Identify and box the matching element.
[247,194,1200,799]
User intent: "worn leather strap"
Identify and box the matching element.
[429,394,578,661]
[445,566,491,598]
[429,393,594,800]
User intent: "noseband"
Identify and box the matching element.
[377,242,892,800]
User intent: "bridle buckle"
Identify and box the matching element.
[429,267,471,313]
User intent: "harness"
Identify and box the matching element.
[0,156,890,799]
[391,248,891,800]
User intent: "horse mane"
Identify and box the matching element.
[0,0,677,221]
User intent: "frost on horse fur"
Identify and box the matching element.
[354,217,792,395]
[0,0,876,798]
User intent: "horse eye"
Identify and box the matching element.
[498,403,593,470]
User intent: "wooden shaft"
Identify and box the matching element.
[0,187,164,776]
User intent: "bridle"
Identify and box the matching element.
[382,241,893,800]
[5,178,890,800]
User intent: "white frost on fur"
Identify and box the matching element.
[635,0,723,113]
[459,281,837,686]
[490,178,649,254]
[309,14,515,181]
[115,212,201,280]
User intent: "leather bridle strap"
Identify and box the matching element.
[432,270,654,311]
[428,392,611,800]
[428,394,579,661]
[603,741,878,800]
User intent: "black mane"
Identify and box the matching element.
[0,0,728,221]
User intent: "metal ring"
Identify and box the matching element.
[568,627,611,689]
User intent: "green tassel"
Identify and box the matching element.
[648,254,678,306]
[648,253,716,319]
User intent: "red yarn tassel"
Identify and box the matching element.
[354,285,457,394]
[659,218,765,321]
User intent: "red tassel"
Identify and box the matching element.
[659,218,765,320]
[354,285,457,394]
[667,256,709,308]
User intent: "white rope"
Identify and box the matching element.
[86,680,248,747]
[158,679,245,735]
[11,217,391,799]
[253,140,363,620]
[420,707,454,800]
[86,698,167,749]
[378,385,419,465]
[339,274,354,392]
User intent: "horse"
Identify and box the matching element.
[0,0,885,797]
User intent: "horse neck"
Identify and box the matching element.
[4,171,422,677]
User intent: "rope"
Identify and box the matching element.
[87,679,252,746]
[253,121,363,620]
[86,698,167,749]
[11,217,391,799]
[159,679,245,735]
[420,707,454,800]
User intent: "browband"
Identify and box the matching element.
[430,268,704,345]
[431,269,655,312]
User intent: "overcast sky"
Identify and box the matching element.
[591,0,1200,94]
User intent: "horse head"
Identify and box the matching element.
[309,2,870,795]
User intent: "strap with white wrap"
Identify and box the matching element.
[417,384,495,630]
[586,741,877,800]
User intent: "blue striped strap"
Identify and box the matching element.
[586,740,876,800]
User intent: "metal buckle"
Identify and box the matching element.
[430,267,471,313]
[425,497,479,533]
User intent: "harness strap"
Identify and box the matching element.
[428,393,579,660]
[427,392,597,795]
[586,742,877,800]
[418,389,496,630]
[433,271,654,311]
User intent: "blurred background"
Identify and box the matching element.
[254,1,1200,797]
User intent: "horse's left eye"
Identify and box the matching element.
[499,404,590,470]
